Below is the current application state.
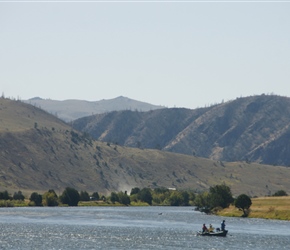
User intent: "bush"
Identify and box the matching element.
[273,190,288,197]
[30,192,43,206]
[60,187,80,206]
[0,200,14,207]
[43,189,58,206]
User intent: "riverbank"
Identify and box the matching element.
[217,196,290,220]
[3,196,290,221]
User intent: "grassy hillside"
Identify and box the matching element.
[72,95,290,166]
[0,98,68,132]
[1,98,290,197]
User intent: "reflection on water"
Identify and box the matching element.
[0,206,289,249]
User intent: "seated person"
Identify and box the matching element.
[202,223,208,233]
[208,224,214,232]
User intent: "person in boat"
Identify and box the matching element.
[208,224,214,232]
[202,223,208,233]
[221,220,226,231]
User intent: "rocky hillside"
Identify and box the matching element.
[72,95,290,166]
[2,97,290,196]
[24,96,165,122]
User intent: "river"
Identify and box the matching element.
[0,206,289,249]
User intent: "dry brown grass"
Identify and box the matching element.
[0,98,69,133]
[218,196,290,220]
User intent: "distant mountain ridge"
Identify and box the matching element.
[1,97,290,196]
[72,95,290,167]
[24,96,165,122]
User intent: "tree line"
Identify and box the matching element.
[0,187,195,207]
[0,185,287,217]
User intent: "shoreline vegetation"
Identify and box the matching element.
[1,186,290,221]
[217,196,290,221]
[1,196,290,221]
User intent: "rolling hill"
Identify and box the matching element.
[1,97,290,197]
[72,95,290,167]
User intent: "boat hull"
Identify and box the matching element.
[197,230,228,237]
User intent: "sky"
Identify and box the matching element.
[1,0,290,109]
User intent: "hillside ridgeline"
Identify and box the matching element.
[1,98,290,196]
[72,95,290,166]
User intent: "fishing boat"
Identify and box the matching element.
[197,230,228,237]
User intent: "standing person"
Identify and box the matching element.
[221,220,226,231]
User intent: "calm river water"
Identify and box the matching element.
[0,206,289,249]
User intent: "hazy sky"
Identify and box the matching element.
[1,1,290,109]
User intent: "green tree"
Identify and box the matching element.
[167,191,190,206]
[43,189,58,206]
[194,184,233,213]
[188,191,196,204]
[29,192,43,206]
[130,187,140,195]
[194,192,211,213]
[152,191,169,205]
[139,188,153,205]
[180,191,190,206]
[80,191,90,201]
[168,191,183,206]
[154,187,169,194]
[118,191,130,205]
[0,190,11,200]
[235,194,252,217]
[60,187,80,206]
[13,191,25,201]
[91,192,100,200]
[110,192,119,203]
[209,184,234,209]
[272,190,288,197]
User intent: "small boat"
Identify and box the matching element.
[197,230,228,237]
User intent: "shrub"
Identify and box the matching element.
[30,192,43,206]
[272,190,288,197]
[60,187,80,206]
[43,189,58,206]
